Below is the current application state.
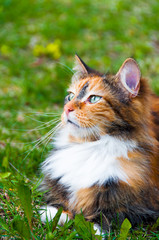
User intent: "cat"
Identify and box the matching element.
[40,55,159,236]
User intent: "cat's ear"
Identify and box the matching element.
[116,58,141,98]
[73,54,95,78]
[74,54,89,74]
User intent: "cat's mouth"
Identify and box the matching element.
[67,119,80,128]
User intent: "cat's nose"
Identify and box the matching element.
[64,104,74,117]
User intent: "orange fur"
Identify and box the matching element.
[119,151,151,191]
[62,210,73,219]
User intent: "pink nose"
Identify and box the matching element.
[64,105,74,117]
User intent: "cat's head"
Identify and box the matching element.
[61,55,148,142]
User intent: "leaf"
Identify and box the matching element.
[46,231,55,240]
[12,216,31,239]
[17,182,33,227]
[51,207,63,233]
[74,214,97,240]
[0,218,16,236]
[57,219,75,239]
[0,218,10,231]
[65,231,77,240]
[151,217,159,230]
[119,218,132,240]
[0,172,11,179]
[63,219,74,229]
[2,156,9,169]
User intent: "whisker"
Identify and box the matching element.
[43,124,61,147]
[21,122,62,162]
[22,111,62,117]
[89,125,100,140]
[11,118,60,132]
[56,62,74,75]
[25,116,46,123]
[27,119,60,133]
[83,122,99,141]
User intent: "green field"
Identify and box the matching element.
[0,0,159,239]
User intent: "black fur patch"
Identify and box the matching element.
[91,182,159,231]
[151,111,159,125]
[107,121,135,136]
[64,95,69,105]
[41,176,70,211]
[77,82,89,100]
[102,76,131,104]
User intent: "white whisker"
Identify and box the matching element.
[21,122,62,162]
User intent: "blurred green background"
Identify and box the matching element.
[1,0,159,175]
[1,0,159,238]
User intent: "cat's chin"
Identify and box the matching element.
[67,119,80,128]
[62,122,100,143]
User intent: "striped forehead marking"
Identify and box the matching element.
[76,81,89,100]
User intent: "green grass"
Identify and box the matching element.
[0,0,159,239]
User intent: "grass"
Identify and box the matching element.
[0,0,159,239]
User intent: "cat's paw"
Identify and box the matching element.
[39,206,70,224]
[94,224,105,239]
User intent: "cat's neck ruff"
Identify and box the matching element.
[42,127,136,194]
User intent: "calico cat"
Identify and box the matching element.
[40,55,159,236]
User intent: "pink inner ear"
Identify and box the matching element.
[117,58,141,97]
[126,71,138,90]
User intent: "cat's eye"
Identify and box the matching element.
[68,92,75,101]
[88,95,102,104]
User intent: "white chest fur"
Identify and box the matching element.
[42,135,136,195]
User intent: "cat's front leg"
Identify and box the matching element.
[40,206,105,238]
[39,205,70,224]
[94,224,105,239]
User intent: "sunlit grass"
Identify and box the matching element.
[0,0,159,238]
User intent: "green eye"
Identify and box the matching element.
[68,92,75,101]
[89,95,102,104]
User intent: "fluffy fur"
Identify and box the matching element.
[40,55,159,235]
